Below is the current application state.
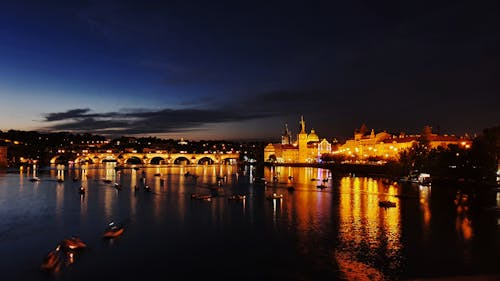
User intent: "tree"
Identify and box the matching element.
[399,137,431,174]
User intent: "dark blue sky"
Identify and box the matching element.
[0,0,498,140]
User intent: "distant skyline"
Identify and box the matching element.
[0,1,498,140]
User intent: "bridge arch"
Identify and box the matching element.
[198,156,215,165]
[125,156,142,165]
[221,157,239,165]
[150,156,166,165]
[74,156,94,164]
[173,156,191,165]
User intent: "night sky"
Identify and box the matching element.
[0,0,498,141]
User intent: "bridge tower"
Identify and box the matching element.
[297,116,308,163]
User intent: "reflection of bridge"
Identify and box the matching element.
[50,152,240,165]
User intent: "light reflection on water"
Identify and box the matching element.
[0,165,499,280]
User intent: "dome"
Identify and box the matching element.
[307,129,319,142]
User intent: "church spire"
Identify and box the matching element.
[299,115,306,134]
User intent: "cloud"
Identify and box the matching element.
[40,87,350,137]
[42,106,273,136]
[44,108,93,121]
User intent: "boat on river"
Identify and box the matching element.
[266,193,283,200]
[103,222,125,239]
[61,237,87,250]
[191,193,212,201]
[228,194,246,200]
[379,200,397,208]
[30,177,41,182]
[40,245,61,271]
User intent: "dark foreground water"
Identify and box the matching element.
[0,164,499,281]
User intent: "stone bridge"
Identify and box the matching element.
[50,152,240,165]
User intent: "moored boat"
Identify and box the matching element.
[379,200,397,208]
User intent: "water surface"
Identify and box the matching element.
[0,164,499,280]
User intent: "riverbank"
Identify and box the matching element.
[264,162,499,188]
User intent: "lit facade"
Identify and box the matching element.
[264,116,331,163]
[337,125,472,160]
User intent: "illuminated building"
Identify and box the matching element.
[264,116,331,163]
[337,125,472,160]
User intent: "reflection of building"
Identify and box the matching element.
[264,116,331,163]
[0,146,7,168]
[337,125,472,160]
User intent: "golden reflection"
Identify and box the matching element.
[460,217,473,240]
[81,164,87,180]
[454,191,473,241]
[57,164,65,181]
[419,185,431,229]
[335,251,385,281]
[104,162,116,182]
[80,179,88,216]
[337,176,401,274]
[129,169,137,216]
[275,167,332,247]
[55,179,64,220]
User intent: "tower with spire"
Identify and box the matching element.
[281,123,292,145]
[298,115,309,162]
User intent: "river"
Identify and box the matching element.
[0,163,499,280]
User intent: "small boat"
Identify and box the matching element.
[30,177,41,182]
[133,167,140,171]
[72,177,79,182]
[154,173,161,177]
[228,194,246,200]
[102,179,112,184]
[199,195,212,201]
[322,178,329,183]
[114,183,122,190]
[266,193,283,200]
[61,237,87,250]
[144,185,151,192]
[379,201,397,208]
[78,186,85,195]
[184,172,191,177]
[316,185,327,189]
[191,193,212,201]
[40,245,61,271]
[287,186,295,192]
[103,223,125,239]
[56,178,64,183]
